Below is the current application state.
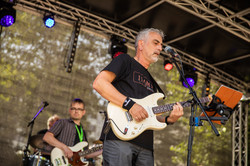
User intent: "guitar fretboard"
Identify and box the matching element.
[152,97,210,114]
[78,145,103,157]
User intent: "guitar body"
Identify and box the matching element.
[107,93,167,141]
[51,141,88,166]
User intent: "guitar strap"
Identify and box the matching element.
[146,69,166,99]
[83,128,88,142]
[80,125,89,151]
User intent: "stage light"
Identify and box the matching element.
[108,35,127,59]
[182,77,196,88]
[205,75,210,96]
[65,19,81,73]
[0,5,16,27]
[164,59,173,71]
[180,65,198,88]
[43,13,55,28]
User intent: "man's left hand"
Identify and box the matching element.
[168,102,184,123]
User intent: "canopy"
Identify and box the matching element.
[16,0,250,93]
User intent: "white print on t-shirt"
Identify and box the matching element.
[133,71,154,92]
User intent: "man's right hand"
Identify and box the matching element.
[129,103,148,122]
[62,145,73,158]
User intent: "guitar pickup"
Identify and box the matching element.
[62,156,66,164]
[125,111,132,121]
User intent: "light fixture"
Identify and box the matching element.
[65,19,81,73]
[108,35,127,59]
[163,59,173,71]
[43,13,55,28]
[0,3,16,27]
[205,75,210,96]
[180,65,198,88]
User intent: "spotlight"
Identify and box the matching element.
[180,65,198,88]
[108,35,127,59]
[164,59,173,71]
[0,4,16,27]
[182,77,196,88]
[43,13,55,28]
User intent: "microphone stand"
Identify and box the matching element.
[23,102,48,166]
[163,53,220,166]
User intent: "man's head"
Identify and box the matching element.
[47,114,60,129]
[135,28,164,51]
[69,98,86,121]
[135,28,164,65]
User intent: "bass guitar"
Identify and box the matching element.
[51,141,103,166]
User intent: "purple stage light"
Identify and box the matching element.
[0,15,15,27]
[182,77,195,88]
[0,6,16,27]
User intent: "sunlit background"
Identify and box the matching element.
[0,8,246,166]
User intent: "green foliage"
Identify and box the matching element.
[150,62,232,166]
[0,9,239,166]
[0,10,109,154]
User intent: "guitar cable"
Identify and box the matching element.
[108,118,128,135]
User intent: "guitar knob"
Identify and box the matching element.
[134,126,137,130]
[132,131,135,135]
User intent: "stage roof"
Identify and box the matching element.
[16,0,250,93]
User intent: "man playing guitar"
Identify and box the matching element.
[43,98,102,166]
[93,28,183,166]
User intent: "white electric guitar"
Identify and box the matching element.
[107,93,210,141]
[51,141,103,166]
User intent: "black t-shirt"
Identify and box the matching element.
[102,54,158,150]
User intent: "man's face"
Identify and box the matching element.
[69,102,85,121]
[141,32,163,64]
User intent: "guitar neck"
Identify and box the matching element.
[78,145,103,157]
[152,96,210,114]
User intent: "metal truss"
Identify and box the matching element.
[165,0,250,42]
[16,0,139,41]
[120,0,166,25]
[160,47,248,91]
[232,101,248,166]
[15,0,249,91]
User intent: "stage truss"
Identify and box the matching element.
[15,0,250,92]
[14,0,249,165]
[232,101,248,166]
